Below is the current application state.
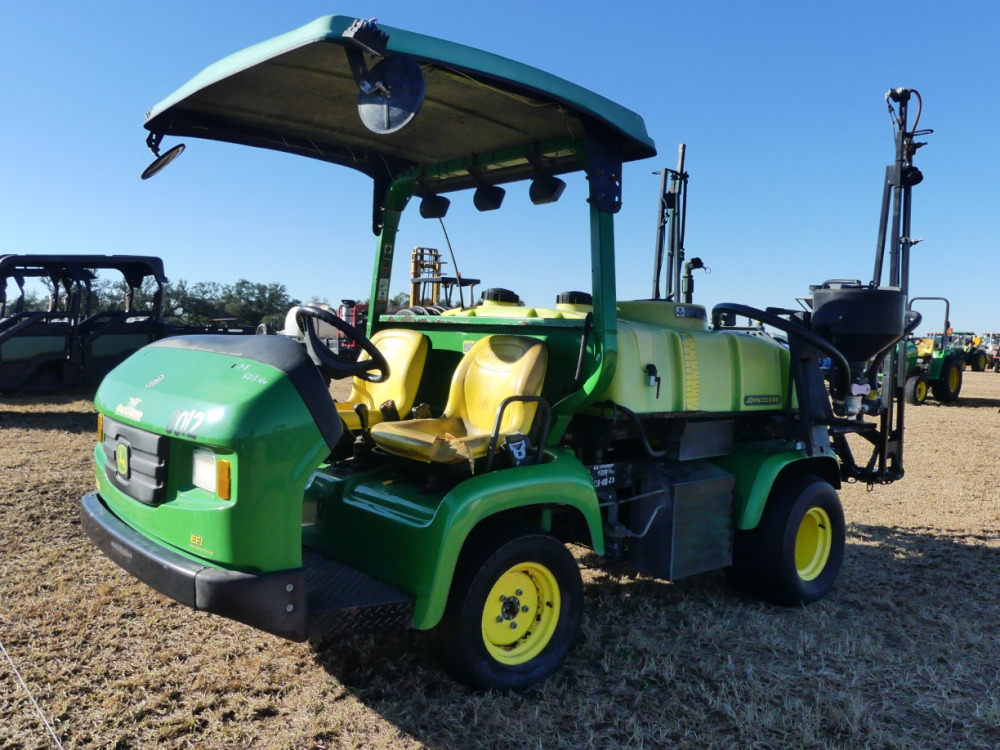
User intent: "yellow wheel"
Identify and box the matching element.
[795,507,833,581]
[727,474,845,605]
[429,528,582,690]
[481,562,561,664]
[931,357,963,402]
[904,374,927,405]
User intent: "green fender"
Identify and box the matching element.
[711,444,841,530]
[414,447,604,629]
[312,447,603,631]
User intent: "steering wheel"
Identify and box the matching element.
[293,305,389,383]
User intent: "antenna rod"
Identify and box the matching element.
[651,168,669,299]
[651,144,687,300]
[668,144,687,299]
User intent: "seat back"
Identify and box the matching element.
[337,329,428,429]
[916,338,935,357]
[445,335,547,434]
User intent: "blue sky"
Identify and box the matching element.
[3,1,998,331]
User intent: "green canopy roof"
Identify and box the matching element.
[144,15,656,190]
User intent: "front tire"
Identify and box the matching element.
[904,374,928,405]
[428,527,583,690]
[727,474,845,605]
[972,352,988,372]
[931,357,963,402]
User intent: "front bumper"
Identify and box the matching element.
[81,491,308,640]
[81,491,415,640]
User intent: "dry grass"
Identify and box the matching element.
[2,376,999,749]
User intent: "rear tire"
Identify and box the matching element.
[972,352,988,372]
[726,474,845,605]
[931,358,963,402]
[428,527,583,690]
[904,374,928,405]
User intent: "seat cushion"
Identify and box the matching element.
[370,417,491,464]
[336,329,428,431]
[370,335,547,465]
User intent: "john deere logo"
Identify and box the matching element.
[115,443,130,477]
[744,394,781,406]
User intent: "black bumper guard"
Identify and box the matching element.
[81,492,414,641]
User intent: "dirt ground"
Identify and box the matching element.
[2,374,999,749]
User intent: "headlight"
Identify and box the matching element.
[192,448,232,500]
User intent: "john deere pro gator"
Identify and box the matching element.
[81,16,928,689]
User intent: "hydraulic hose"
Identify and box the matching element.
[592,401,669,458]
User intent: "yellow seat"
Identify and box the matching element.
[336,329,429,431]
[916,338,935,357]
[370,335,547,465]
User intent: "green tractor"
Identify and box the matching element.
[81,17,928,689]
[903,297,963,405]
[953,331,989,372]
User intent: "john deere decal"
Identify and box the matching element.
[744,395,781,406]
[115,443,130,477]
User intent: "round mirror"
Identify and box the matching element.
[141,143,186,180]
[358,57,426,134]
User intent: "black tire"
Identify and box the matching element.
[972,352,988,372]
[993,358,1000,373]
[726,474,845,606]
[904,374,928,406]
[931,357,963,402]
[428,526,583,690]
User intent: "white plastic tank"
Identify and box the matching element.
[281,303,340,339]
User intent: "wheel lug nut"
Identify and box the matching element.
[496,616,503,623]
[522,605,529,613]
[510,622,517,629]
[515,589,523,596]
[500,595,507,602]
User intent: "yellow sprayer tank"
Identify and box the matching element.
[600,301,790,414]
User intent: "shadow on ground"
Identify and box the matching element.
[310,525,1000,749]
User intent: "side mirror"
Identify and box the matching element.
[141,143,185,180]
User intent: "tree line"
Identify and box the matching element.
[14,276,300,330]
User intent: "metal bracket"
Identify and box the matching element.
[342,19,389,95]
[582,121,623,213]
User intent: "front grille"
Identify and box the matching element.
[102,416,167,505]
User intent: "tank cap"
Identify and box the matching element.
[556,291,592,305]
[481,288,520,304]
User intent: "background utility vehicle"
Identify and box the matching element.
[0,254,255,393]
[82,16,927,689]
[0,255,171,393]
[903,297,963,405]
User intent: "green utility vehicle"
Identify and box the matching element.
[81,17,927,689]
[903,298,963,405]
[0,254,256,393]
[0,255,170,393]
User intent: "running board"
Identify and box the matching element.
[303,548,414,638]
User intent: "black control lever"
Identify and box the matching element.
[379,399,401,422]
